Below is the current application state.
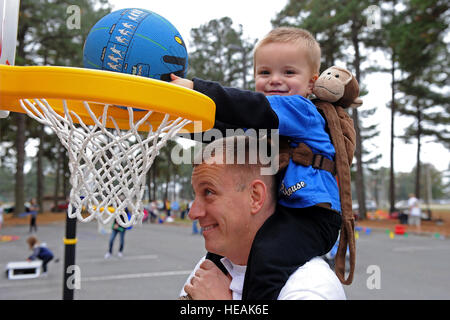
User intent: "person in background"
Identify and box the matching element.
[105,202,132,259]
[149,201,157,223]
[28,198,39,233]
[171,200,180,217]
[189,199,200,235]
[408,193,422,234]
[26,236,55,276]
[105,212,131,259]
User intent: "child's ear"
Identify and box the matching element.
[308,74,319,93]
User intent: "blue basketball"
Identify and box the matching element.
[83,8,188,81]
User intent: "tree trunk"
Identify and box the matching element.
[63,151,69,197]
[13,1,30,217]
[352,109,367,219]
[53,144,63,209]
[351,19,367,220]
[389,52,396,213]
[415,108,422,199]
[152,165,157,200]
[14,113,26,216]
[37,126,45,213]
[146,169,151,202]
[173,174,178,202]
[164,160,171,201]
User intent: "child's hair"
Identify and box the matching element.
[26,236,38,249]
[253,27,321,75]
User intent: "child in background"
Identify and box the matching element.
[26,236,55,276]
[28,198,39,233]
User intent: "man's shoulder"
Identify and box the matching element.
[278,257,346,300]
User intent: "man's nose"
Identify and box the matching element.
[188,199,205,220]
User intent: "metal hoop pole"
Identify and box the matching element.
[62,206,77,300]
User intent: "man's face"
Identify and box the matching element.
[254,42,316,97]
[189,161,253,264]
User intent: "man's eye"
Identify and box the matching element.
[204,189,213,196]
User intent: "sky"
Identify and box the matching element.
[13,0,440,176]
[107,0,449,173]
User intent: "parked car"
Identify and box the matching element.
[352,200,376,212]
[51,201,69,212]
[395,199,431,220]
[395,200,409,211]
[352,200,377,220]
[2,202,30,214]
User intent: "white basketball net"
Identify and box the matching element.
[20,98,191,228]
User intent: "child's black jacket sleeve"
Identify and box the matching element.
[193,78,279,130]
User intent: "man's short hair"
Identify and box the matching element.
[253,27,321,75]
[193,135,277,197]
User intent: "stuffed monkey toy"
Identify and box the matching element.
[278,66,362,285]
[313,66,362,285]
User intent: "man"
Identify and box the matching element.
[180,135,346,300]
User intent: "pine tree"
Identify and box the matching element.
[187,17,256,89]
[272,0,383,219]
[394,0,449,199]
[10,0,111,214]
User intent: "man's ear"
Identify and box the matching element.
[249,180,267,215]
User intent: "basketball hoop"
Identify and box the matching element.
[0,65,215,227]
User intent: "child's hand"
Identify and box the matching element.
[170,73,194,90]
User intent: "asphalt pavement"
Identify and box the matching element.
[0,219,449,300]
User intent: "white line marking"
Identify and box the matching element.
[82,270,192,282]
[78,254,158,264]
[392,245,450,253]
[0,269,191,289]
